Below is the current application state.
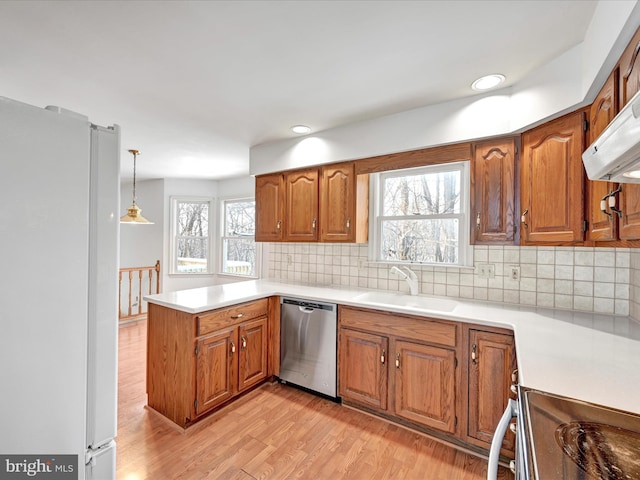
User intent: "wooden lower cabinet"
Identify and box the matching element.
[394,340,457,433]
[196,328,237,416]
[147,299,271,429]
[338,306,517,458]
[466,327,517,457]
[338,306,459,436]
[339,328,388,410]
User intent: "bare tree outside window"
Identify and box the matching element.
[176,200,209,273]
[222,199,257,276]
[377,164,467,265]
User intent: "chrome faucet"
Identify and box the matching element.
[390,266,419,295]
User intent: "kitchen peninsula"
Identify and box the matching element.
[145,280,640,455]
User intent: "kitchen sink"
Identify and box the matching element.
[352,291,457,312]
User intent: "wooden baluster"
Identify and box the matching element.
[128,271,133,317]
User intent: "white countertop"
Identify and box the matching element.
[145,279,640,416]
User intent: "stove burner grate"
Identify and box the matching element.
[555,422,640,480]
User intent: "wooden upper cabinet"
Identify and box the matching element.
[284,168,319,241]
[320,162,368,243]
[471,138,517,244]
[255,173,284,242]
[520,111,586,244]
[586,69,619,242]
[618,26,640,241]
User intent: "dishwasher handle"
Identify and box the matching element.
[487,399,518,480]
[299,306,315,314]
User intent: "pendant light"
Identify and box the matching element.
[120,149,154,224]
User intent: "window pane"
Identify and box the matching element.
[380,218,459,264]
[177,237,209,273]
[222,238,256,276]
[225,201,255,237]
[178,202,209,237]
[382,170,461,216]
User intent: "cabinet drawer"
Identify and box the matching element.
[339,306,457,348]
[197,299,268,336]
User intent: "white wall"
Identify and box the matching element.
[119,175,259,294]
[250,1,640,175]
[119,178,164,269]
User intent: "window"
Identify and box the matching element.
[370,161,471,266]
[170,197,212,274]
[220,198,259,277]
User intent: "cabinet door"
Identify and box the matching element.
[520,111,585,244]
[284,168,319,241]
[196,328,238,416]
[338,328,388,410]
[618,27,640,240]
[394,340,457,434]
[471,138,517,244]
[238,317,268,392]
[320,162,356,242]
[467,329,516,455]
[586,70,618,242]
[255,173,284,242]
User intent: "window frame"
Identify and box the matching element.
[169,196,214,275]
[369,161,473,267]
[218,196,261,279]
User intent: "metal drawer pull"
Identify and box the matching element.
[231,342,236,354]
[509,460,516,474]
[510,384,518,395]
[471,344,477,364]
[509,422,517,434]
[395,353,400,368]
[511,369,518,383]
[241,336,247,349]
[380,349,386,364]
[231,313,244,319]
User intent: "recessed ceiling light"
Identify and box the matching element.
[291,125,312,134]
[471,74,506,91]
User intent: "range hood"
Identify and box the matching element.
[583,89,640,183]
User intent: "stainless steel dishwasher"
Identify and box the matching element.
[279,297,337,399]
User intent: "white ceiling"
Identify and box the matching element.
[0,0,598,180]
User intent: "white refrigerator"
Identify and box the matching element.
[0,96,119,479]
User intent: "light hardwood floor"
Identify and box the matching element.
[116,320,513,480]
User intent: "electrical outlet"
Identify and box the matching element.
[510,265,521,281]
[287,254,293,266]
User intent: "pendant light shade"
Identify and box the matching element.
[120,149,154,224]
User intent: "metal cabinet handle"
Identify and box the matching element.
[521,209,529,230]
[346,217,351,230]
[509,422,517,434]
[231,313,244,319]
[230,342,236,354]
[609,185,623,218]
[395,353,400,369]
[276,220,282,230]
[471,344,477,364]
[510,384,518,395]
[380,349,386,364]
[241,336,247,349]
[511,369,518,383]
[476,212,481,230]
[509,460,516,474]
[601,191,614,219]
[312,218,317,230]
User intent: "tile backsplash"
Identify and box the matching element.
[267,243,639,319]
